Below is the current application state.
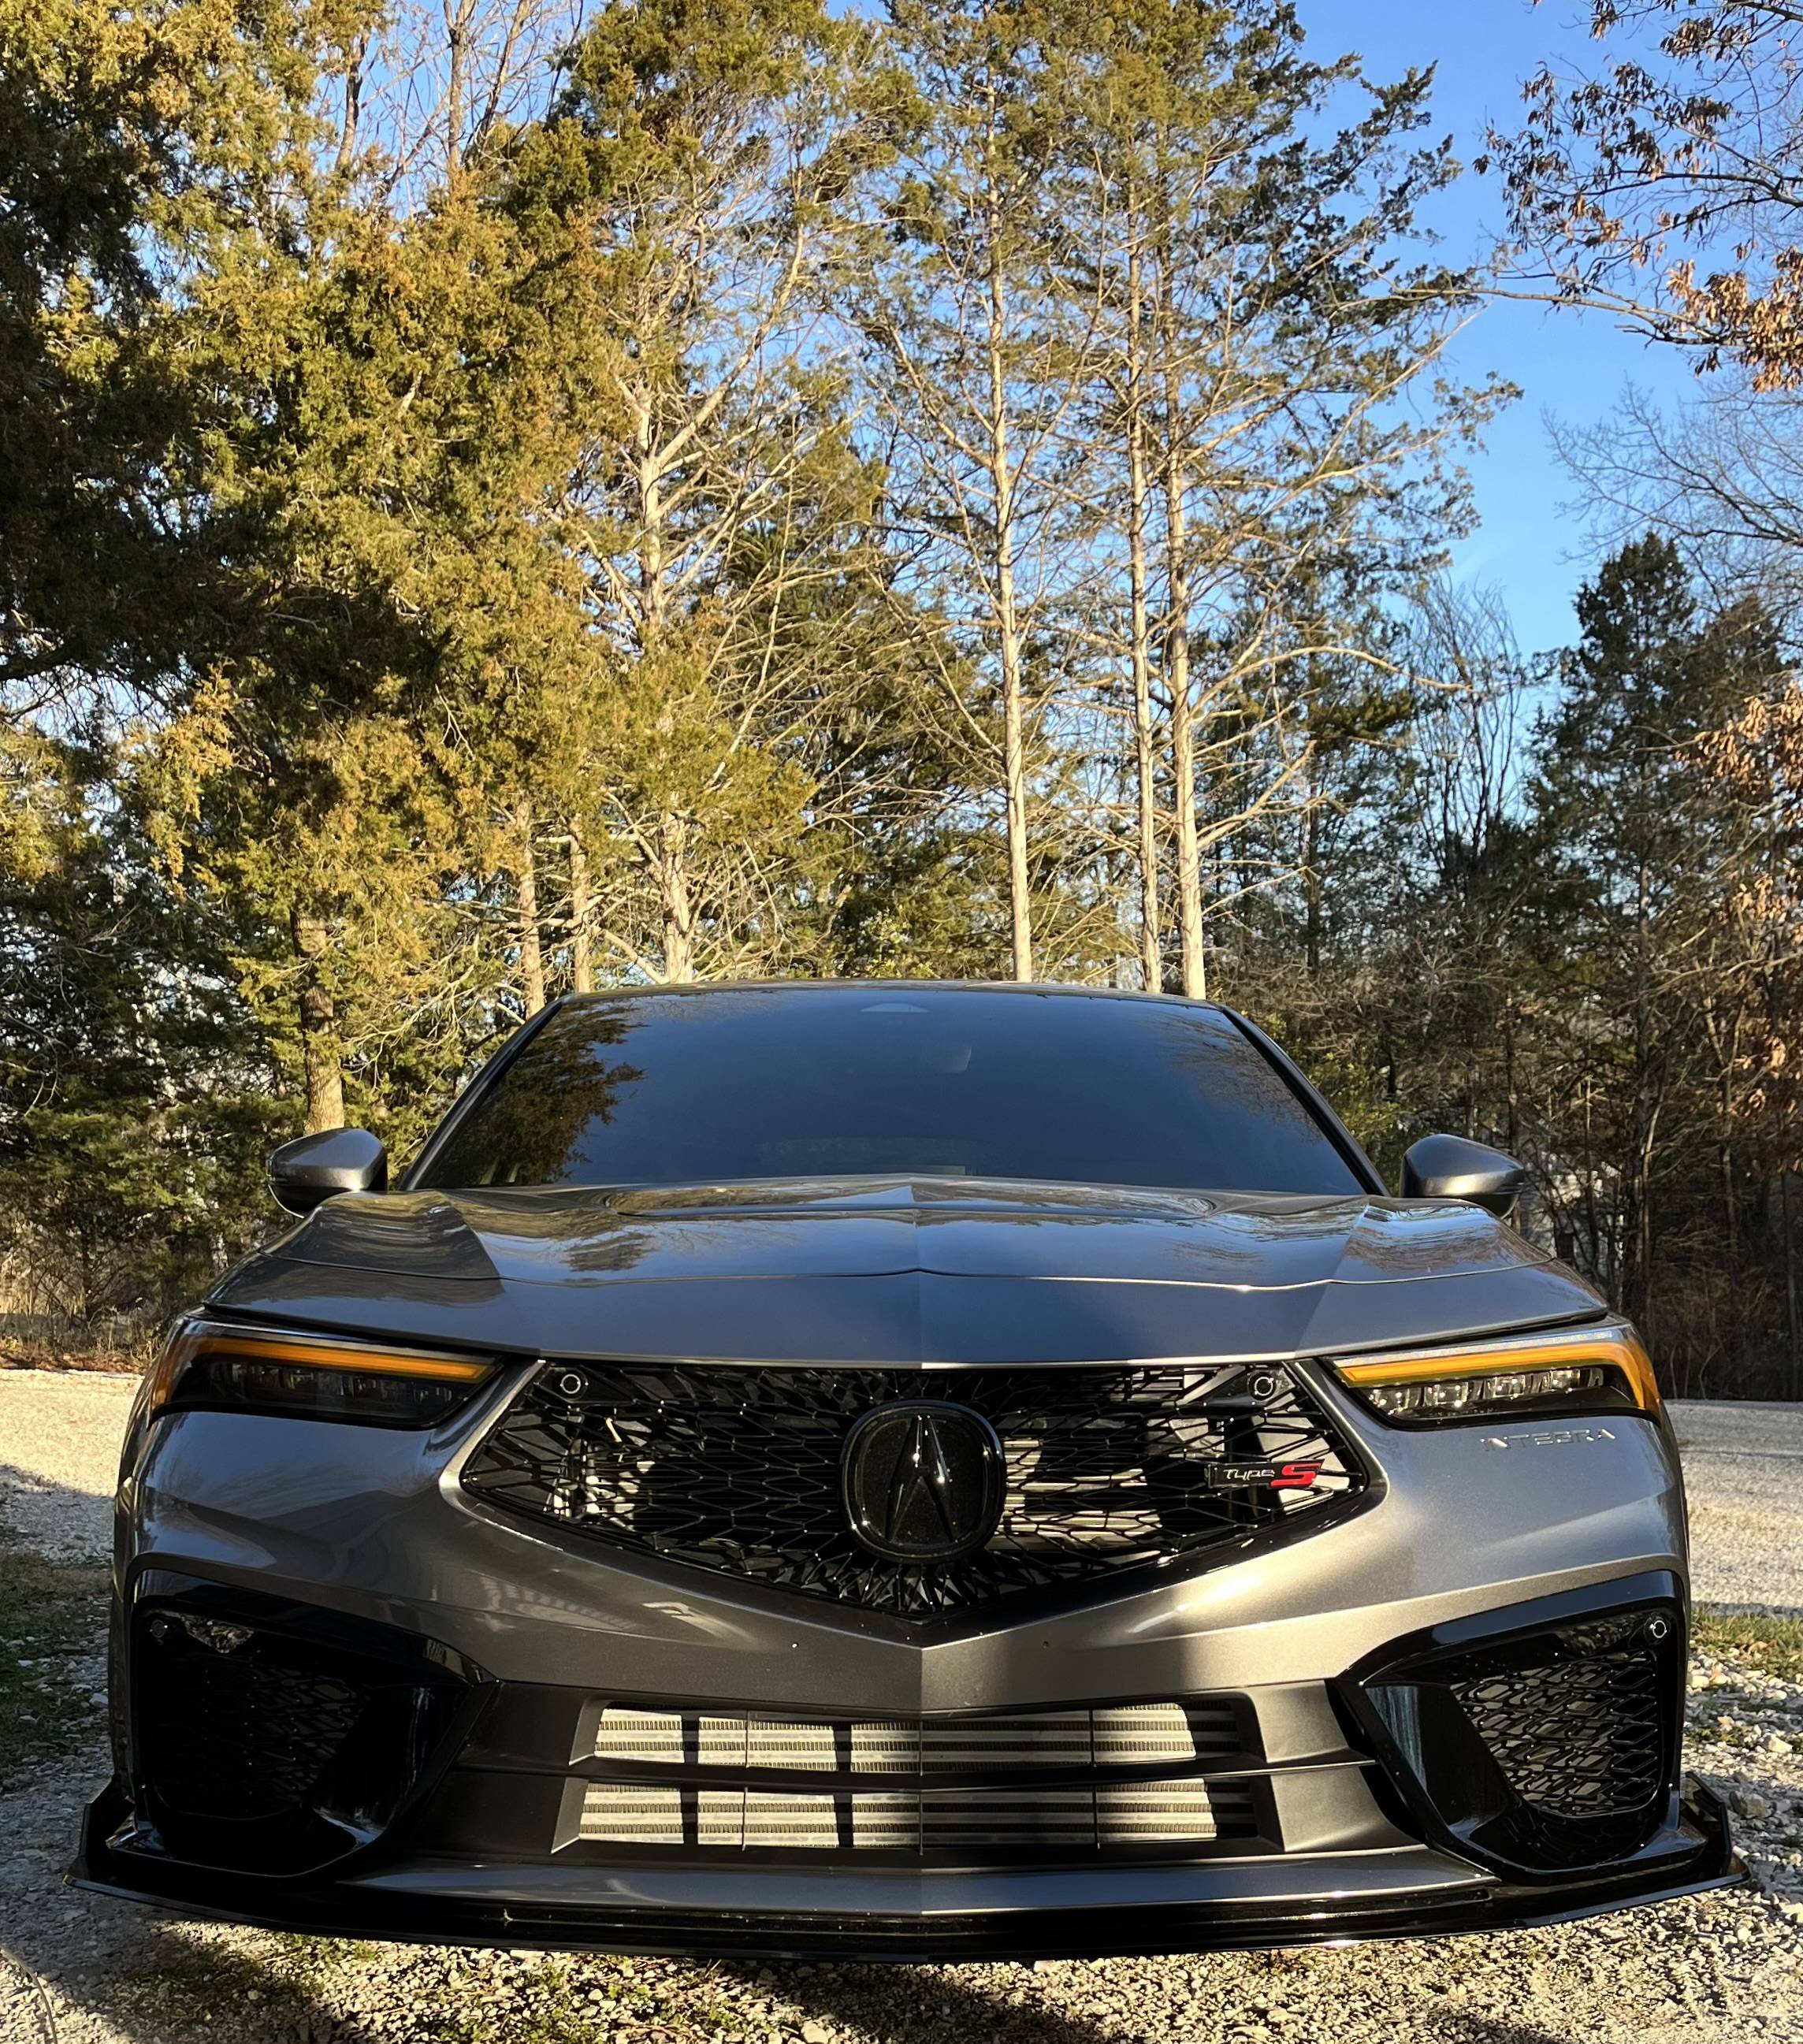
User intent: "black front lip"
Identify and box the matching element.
[70,1778,1742,1962]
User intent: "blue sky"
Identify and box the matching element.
[1303,0,1696,654]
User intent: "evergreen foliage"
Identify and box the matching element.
[2,0,1801,1395]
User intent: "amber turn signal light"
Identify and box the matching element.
[145,1320,497,1429]
[1331,1323,1660,1426]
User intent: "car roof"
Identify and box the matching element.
[551,979,1236,1018]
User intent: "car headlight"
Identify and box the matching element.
[1329,1321,1660,1427]
[144,1319,500,1428]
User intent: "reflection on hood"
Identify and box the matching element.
[270,1176,1548,1290]
[212,1176,1599,1369]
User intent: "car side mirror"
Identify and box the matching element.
[1400,1133,1526,1218]
[268,1127,388,1215]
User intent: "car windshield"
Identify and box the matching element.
[416,987,1365,1197]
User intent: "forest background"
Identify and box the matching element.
[6,0,1803,1396]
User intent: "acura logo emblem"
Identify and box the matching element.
[841,1401,1005,1563]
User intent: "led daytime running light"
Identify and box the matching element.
[146,1321,495,1425]
[1333,1324,1660,1421]
[180,1331,491,1383]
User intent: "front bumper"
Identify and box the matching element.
[72,1563,1742,1959]
[78,1383,1742,1957]
[73,1775,1738,1960]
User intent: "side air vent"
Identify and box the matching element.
[1354,1596,1683,1875]
[139,1615,369,1822]
[128,1574,486,1877]
[1452,1622,1666,1819]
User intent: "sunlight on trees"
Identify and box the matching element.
[1,0,1800,1395]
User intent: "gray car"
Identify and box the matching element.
[75,982,1738,1957]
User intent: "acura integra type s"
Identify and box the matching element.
[76,982,1738,1957]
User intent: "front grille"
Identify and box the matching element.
[463,1360,1365,1618]
[570,1695,1263,1860]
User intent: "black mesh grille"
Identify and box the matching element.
[138,1615,370,1822]
[1454,1618,1666,1819]
[1361,1603,1682,1875]
[129,1581,482,1876]
[463,1360,1366,1617]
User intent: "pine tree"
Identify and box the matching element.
[1530,536,1771,1343]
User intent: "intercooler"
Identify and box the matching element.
[570,1696,1264,1856]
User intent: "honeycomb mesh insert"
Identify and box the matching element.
[137,1622,368,1821]
[1453,1618,1667,1819]
[464,1360,1365,1617]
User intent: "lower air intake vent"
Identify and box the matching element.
[577,1777,1256,1853]
[1359,1599,1682,1875]
[464,1361,1365,1618]
[1452,1618,1666,1819]
[131,1575,485,1876]
[591,1697,1240,1773]
[567,1694,1265,1863]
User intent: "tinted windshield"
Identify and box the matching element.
[418,988,1364,1197]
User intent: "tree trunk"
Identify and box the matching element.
[569,830,594,994]
[290,908,346,1133]
[1784,1169,1801,1399]
[514,801,545,1014]
[632,400,696,986]
[1719,1132,1739,1373]
[1125,224,1161,994]
[1625,852,1655,1334]
[443,0,474,189]
[983,128,1033,983]
[336,30,369,173]
[1158,235,1204,998]
[1302,793,1322,977]
[660,814,694,983]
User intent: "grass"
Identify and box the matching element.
[0,1533,110,1785]
[1692,1609,1803,1684]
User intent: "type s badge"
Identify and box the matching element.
[1202,1461,1323,1489]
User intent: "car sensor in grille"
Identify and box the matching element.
[563,1695,1266,1860]
[462,1361,1366,1618]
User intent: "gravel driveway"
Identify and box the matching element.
[2,1372,1801,2044]
[0,1372,136,1563]
[1670,1402,1803,1615]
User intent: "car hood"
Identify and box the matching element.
[208,1176,1602,1365]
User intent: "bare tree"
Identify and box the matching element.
[330,0,588,203]
[1555,379,1803,618]
[519,2,887,982]
[1492,0,1803,388]
[1055,0,1488,998]
[858,3,1101,982]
